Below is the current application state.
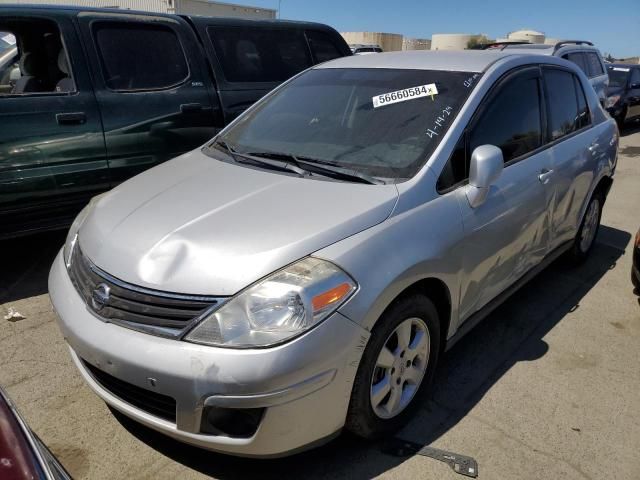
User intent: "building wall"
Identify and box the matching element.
[431,33,481,50]
[176,0,275,18]
[1,0,276,18]
[402,37,431,51]
[341,32,403,52]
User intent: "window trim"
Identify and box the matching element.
[90,19,191,93]
[0,16,79,98]
[436,65,546,194]
[540,64,592,146]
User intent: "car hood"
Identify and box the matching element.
[79,149,398,296]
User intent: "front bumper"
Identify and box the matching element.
[49,251,369,457]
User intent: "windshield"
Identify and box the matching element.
[607,66,630,88]
[213,68,479,181]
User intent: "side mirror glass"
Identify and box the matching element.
[465,144,503,208]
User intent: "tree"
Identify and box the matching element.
[466,35,489,50]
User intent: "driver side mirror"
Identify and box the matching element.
[465,145,503,208]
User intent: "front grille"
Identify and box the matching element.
[67,240,224,338]
[82,360,177,423]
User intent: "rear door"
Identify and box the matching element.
[542,66,596,247]
[192,19,313,124]
[0,11,107,237]
[76,11,220,185]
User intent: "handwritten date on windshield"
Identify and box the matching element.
[426,106,453,139]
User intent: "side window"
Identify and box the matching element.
[306,31,343,64]
[469,73,542,163]
[544,69,581,141]
[93,22,189,91]
[563,52,588,76]
[437,70,542,191]
[630,69,640,88]
[208,27,311,83]
[574,76,591,130]
[0,20,75,95]
[585,52,604,77]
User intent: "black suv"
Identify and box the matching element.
[0,5,351,238]
[605,64,640,128]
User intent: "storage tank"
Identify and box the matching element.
[341,32,403,52]
[431,33,482,50]
[507,29,546,44]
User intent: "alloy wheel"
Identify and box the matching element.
[370,317,430,419]
[580,198,600,253]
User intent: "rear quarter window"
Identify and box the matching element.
[208,26,312,83]
[585,52,604,77]
[93,22,189,91]
[306,30,344,63]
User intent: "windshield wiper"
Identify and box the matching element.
[245,151,384,185]
[210,141,306,176]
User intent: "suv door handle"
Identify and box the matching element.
[538,169,554,184]
[588,142,600,154]
[180,103,203,113]
[56,112,86,125]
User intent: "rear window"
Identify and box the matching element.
[585,52,604,77]
[306,30,343,63]
[93,22,189,91]
[208,26,312,83]
[214,68,480,181]
[544,69,584,140]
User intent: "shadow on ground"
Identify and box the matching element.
[0,230,66,304]
[100,226,630,479]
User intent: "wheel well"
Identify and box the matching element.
[390,278,452,352]
[594,176,613,203]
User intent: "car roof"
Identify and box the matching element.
[501,42,600,56]
[315,50,515,73]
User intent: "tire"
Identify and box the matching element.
[615,108,627,130]
[345,294,441,439]
[568,192,603,263]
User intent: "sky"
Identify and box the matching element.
[246,0,639,58]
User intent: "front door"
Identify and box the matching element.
[0,12,107,237]
[454,67,553,320]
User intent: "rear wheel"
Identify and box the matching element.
[568,192,603,262]
[345,294,440,439]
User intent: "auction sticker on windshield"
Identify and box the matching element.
[373,84,438,108]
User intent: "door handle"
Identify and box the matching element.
[588,142,600,154]
[180,103,203,113]
[538,169,554,184]
[56,112,86,125]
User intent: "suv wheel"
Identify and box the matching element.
[345,294,440,439]
[569,192,603,262]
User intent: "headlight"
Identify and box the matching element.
[605,95,621,109]
[62,194,104,267]
[184,257,357,348]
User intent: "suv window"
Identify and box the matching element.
[563,52,588,76]
[544,69,585,141]
[306,31,343,63]
[437,70,542,190]
[585,52,604,77]
[574,76,591,130]
[209,27,311,83]
[630,68,640,88]
[93,22,188,91]
[0,19,75,95]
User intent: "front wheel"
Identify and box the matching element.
[568,193,603,262]
[345,294,440,439]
